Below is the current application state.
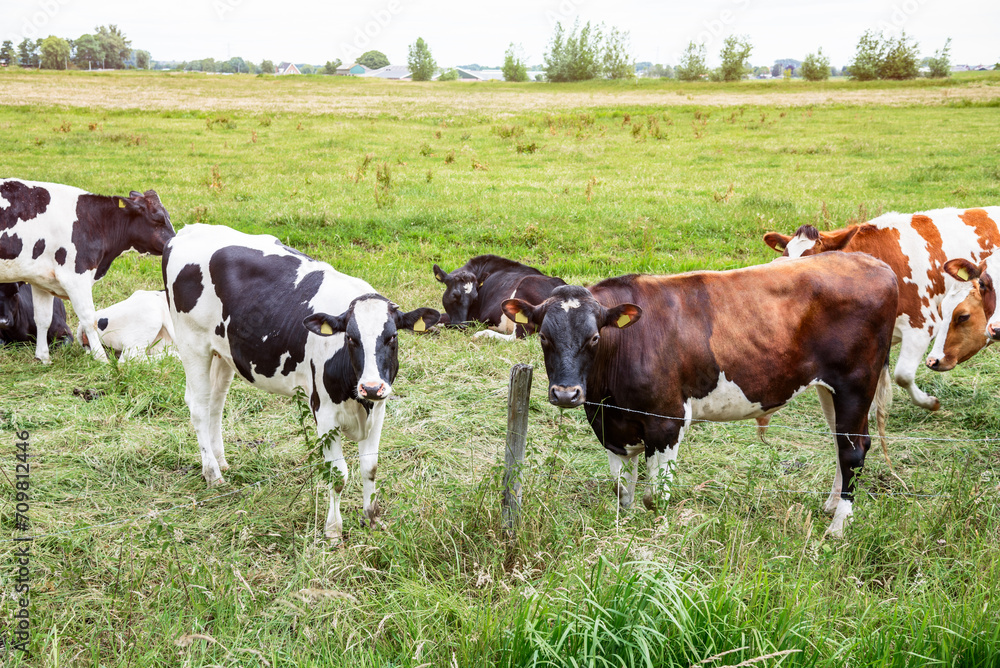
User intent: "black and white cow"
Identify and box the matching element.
[0,178,174,363]
[432,255,566,341]
[0,282,73,347]
[77,290,176,360]
[163,224,440,541]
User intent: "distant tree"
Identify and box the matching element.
[879,32,919,79]
[647,63,674,78]
[502,43,528,82]
[801,48,831,81]
[675,41,708,81]
[17,38,39,68]
[848,30,884,81]
[298,64,316,74]
[0,40,14,66]
[437,67,459,81]
[544,20,603,82]
[926,37,951,78]
[323,59,342,74]
[602,26,634,79]
[221,57,248,73]
[407,37,436,81]
[259,59,274,74]
[716,35,752,81]
[73,34,103,69]
[94,25,131,69]
[40,36,70,69]
[357,50,389,69]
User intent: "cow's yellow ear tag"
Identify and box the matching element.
[515,311,528,324]
[413,317,426,332]
[956,267,970,281]
[616,314,631,328]
[118,199,125,208]
[320,322,334,335]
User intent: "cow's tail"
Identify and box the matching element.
[875,360,907,490]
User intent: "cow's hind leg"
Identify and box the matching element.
[29,286,54,364]
[894,329,938,411]
[180,353,225,485]
[607,450,640,508]
[817,387,841,515]
[208,355,236,472]
[826,391,873,538]
[61,281,107,362]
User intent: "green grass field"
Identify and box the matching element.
[2,70,1000,667]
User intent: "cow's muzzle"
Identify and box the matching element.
[988,324,1000,342]
[925,356,954,372]
[549,384,584,408]
[358,382,389,400]
[0,317,10,330]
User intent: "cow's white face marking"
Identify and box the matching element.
[561,298,581,312]
[784,235,817,258]
[927,281,974,361]
[463,282,474,294]
[354,298,392,393]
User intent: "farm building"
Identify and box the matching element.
[275,62,301,75]
[362,64,412,80]
[336,62,369,76]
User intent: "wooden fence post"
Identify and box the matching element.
[502,363,533,536]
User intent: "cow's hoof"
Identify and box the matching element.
[205,475,225,487]
[35,357,51,365]
[929,398,941,412]
[218,460,230,472]
[642,491,657,512]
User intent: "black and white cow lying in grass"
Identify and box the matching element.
[163,224,440,541]
[77,290,176,360]
[0,178,174,363]
[0,282,73,347]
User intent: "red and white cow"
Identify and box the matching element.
[163,224,439,541]
[0,178,174,363]
[502,252,898,537]
[926,255,999,371]
[77,290,176,360]
[765,207,1000,410]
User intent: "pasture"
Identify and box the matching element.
[2,70,1000,667]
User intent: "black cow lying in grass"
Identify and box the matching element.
[432,254,566,341]
[0,282,73,348]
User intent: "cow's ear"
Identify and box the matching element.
[303,312,348,336]
[944,258,982,282]
[116,196,140,212]
[502,298,542,328]
[604,303,641,330]
[433,264,449,283]
[819,226,860,252]
[980,271,996,318]
[396,307,441,332]
[763,233,790,252]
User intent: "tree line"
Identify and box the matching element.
[0,26,148,70]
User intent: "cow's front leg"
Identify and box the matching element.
[208,355,235,472]
[607,450,640,508]
[61,281,108,362]
[642,408,686,511]
[894,328,937,410]
[322,430,348,541]
[29,286,54,364]
[180,354,224,485]
[357,402,386,528]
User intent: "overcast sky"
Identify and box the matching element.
[5,0,997,69]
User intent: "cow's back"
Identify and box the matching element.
[587,252,897,416]
[164,224,374,389]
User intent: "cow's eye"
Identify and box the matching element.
[347,335,358,346]
[590,333,600,346]
[538,333,549,346]
[957,313,971,324]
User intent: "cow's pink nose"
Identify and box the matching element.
[988,324,1000,340]
[359,382,387,399]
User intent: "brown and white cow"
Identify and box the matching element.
[0,179,174,363]
[432,255,566,341]
[764,207,1000,410]
[502,252,898,537]
[926,255,998,371]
